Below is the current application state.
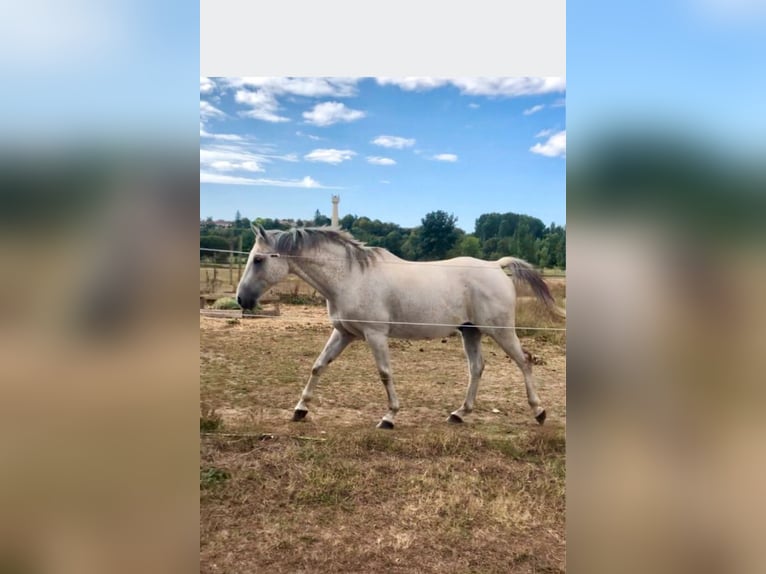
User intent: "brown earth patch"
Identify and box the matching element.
[201,304,566,573]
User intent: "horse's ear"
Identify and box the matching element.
[251,223,267,238]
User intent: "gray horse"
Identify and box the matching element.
[237,225,565,429]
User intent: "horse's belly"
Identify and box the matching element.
[388,323,459,340]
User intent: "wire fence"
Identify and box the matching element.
[199,308,567,331]
[199,246,567,333]
[199,247,567,276]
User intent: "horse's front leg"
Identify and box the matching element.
[365,331,399,429]
[293,327,355,421]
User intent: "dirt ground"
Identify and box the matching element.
[201,304,566,573]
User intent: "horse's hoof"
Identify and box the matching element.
[447,414,463,424]
[292,409,308,422]
[376,420,394,430]
[535,409,547,425]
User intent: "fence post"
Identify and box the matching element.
[237,235,243,283]
[229,239,234,289]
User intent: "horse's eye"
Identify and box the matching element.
[253,255,265,264]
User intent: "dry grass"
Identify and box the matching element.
[200,301,566,574]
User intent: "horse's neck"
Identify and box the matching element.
[286,248,346,300]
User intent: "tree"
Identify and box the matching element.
[400,229,422,260]
[534,223,566,269]
[510,220,537,263]
[201,217,216,234]
[418,211,460,260]
[314,210,331,226]
[451,235,482,258]
[339,214,356,230]
[200,234,232,263]
[475,213,502,242]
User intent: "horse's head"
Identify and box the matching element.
[236,224,289,310]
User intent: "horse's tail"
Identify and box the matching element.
[497,257,566,319]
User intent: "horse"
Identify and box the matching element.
[236,224,565,429]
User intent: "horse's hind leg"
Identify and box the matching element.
[293,327,355,421]
[489,329,547,424]
[365,331,399,430]
[448,326,484,424]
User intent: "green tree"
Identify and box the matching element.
[451,235,482,258]
[339,214,356,230]
[418,211,460,260]
[201,217,216,234]
[534,223,566,269]
[475,213,502,242]
[400,228,422,260]
[200,234,232,263]
[314,210,331,226]
[511,220,537,263]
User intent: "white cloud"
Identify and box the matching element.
[200,123,242,141]
[371,135,415,149]
[468,103,480,109]
[200,172,264,185]
[296,131,322,141]
[303,102,365,126]
[200,146,266,172]
[304,148,357,164]
[376,77,449,91]
[523,104,545,115]
[210,160,261,172]
[552,98,566,108]
[535,128,555,138]
[433,153,458,162]
[298,176,322,188]
[200,171,334,188]
[200,100,225,120]
[530,130,566,158]
[380,180,391,184]
[235,89,290,123]
[376,76,566,97]
[223,77,359,98]
[200,77,215,94]
[454,77,565,97]
[367,156,396,166]
[200,141,301,186]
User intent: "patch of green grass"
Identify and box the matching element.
[200,466,231,488]
[279,293,325,305]
[200,407,222,432]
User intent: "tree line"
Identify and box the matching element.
[200,209,565,269]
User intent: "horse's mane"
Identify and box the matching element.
[267,227,383,269]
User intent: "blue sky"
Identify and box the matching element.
[200,77,565,233]
[568,0,766,158]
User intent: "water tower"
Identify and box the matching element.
[331,195,340,227]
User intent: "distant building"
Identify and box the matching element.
[213,219,233,228]
[331,195,340,227]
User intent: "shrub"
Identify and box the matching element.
[211,297,240,310]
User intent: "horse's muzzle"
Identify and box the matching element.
[237,294,257,311]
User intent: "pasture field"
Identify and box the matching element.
[201,299,566,573]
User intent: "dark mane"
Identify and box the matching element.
[267,227,383,269]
